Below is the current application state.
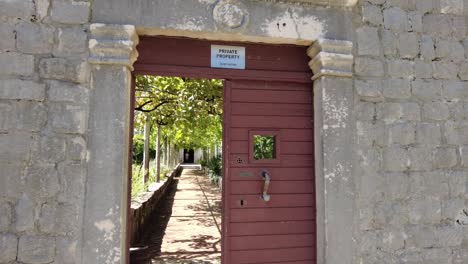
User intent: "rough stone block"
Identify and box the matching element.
[0,0,34,20]
[452,16,466,39]
[0,23,16,51]
[406,225,437,248]
[384,7,408,32]
[460,146,468,167]
[51,0,90,24]
[445,121,468,145]
[410,171,449,199]
[412,80,441,101]
[355,79,383,102]
[18,235,55,264]
[47,80,89,104]
[356,121,385,147]
[383,78,411,99]
[24,163,60,200]
[0,80,46,101]
[408,147,432,171]
[36,0,50,20]
[382,30,397,56]
[0,132,33,162]
[421,248,452,263]
[435,38,464,62]
[34,135,66,162]
[440,0,464,15]
[448,101,467,120]
[408,196,441,224]
[432,61,457,80]
[414,61,433,79]
[49,104,87,134]
[423,14,452,37]
[383,146,409,171]
[0,202,11,231]
[0,234,18,263]
[38,202,57,234]
[422,102,450,121]
[374,201,408,227]
[357,26,380,56]
[383,173,409,200]
[15,194,35,232]
[381,229,405,251]
[387,60,414,78]
[442,198,465,221]
[416,123,441,145]
[387,122,415,145]
[408,11,422,32]
[66,136,87,161]
[54,26,88,56]
[416,0,434,13]
[356,102,376,121]
[420,35,435,61]
[16,22,55,54]
[0,162,23,200]
[57,161,86,203]
[398,33,419,59]
[447,171,466,198]
[443,81,468,101]
[39,58,89,83]
[355,58,384,77]
[377,102,420,123]
[457,62,468,80]
[10,101,47,132]
[433,147,458,168]
[362,4,383,26]
[56,237,78,264]
[0,52,35,76]
[398,250,423,263]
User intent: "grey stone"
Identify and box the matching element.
[24,163,60,200]
[445,121,468,145]
[356,121,385,147]
[377,102,421,123]
[435,38,464,62]
[0,202,12,231]
[414,61,433,79]
[18,235,55,264]
[461,146,468,167]
[66,136,87,161]
[39,58,89,83]
[387,122,415,145]
[387,60,414,78]
[15,194,35,232]
[49,103,87,134]
[423,14,452,37]
[10,101,47,132]
[16,22,55,54]
[457,62,468,80]
[416,0,434,13]
[416,123,441,145]
[448,101,467,120]
[383,173,409,200]
[422,102,450,121]
[56,237,78,264]
[420,35,435,61]
[454,249,468,264]
[421,248,452,263]
[36,0,50,20]
[38,202,57,234]
[440,0,464,15]
[383,146,409,172]
[362,4,383,26]
[51,0,90,24]
[432,61,457,80]
[382,30,397,56]
[433,147,458,169]
[383,7,408,32]
[452,16,466,39]
[398,33,419,59]
[356,102,376,121]
[54,26,88,56]
[383,78,411,99]
[47,80,89,104]
[0,132,33,162]
[0,0,34,20]
[398,250,423,263]
[0,234,18,263]
[408,147,432,171]
[0,23,16,51]
[443,81,468,101]
[355,58,384,77]
[57,161,86,203]
[411,80,441,101]
[408,11,422,32]
[34,135,66,162]
[408,196,441,224]
[381,229,405,251]
[0,162,23,200]
[357,26,380,56]
[436,225,464,247]
[355,79,383,102]
[409,171,449,199]
[442,198,465,222]
[374,201,408,227]
[0,80,46,101]
[0,52,35,76]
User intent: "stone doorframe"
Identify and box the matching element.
[83,21,355,264]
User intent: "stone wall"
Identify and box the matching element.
[354,0,468,262]
[0,0,90,263]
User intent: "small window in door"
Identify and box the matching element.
[249,130,280,164]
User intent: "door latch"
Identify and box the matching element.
[261,170,271,202]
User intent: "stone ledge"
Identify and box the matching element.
[292,0,358,7]
[307,39,353,80]
[88,23,139,70]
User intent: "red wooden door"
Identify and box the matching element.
[223,79,315,264]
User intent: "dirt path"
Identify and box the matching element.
[132,168,221,264]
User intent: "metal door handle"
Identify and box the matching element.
[261,170,271,202]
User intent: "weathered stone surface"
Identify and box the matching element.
[398,33,419,59]
[56,237,78,264]
[436,225,464,247]
[51,0,91,24]
[420,35,435,61]
[355,58,384,77]
[383,172,409,200]
[382,30,397,56]
[357,26,380,56]
[408,147,432,171]
[383,7,407,32]
[440,0,464,15]
[383,78,411,99]
[433,147,458,169]
[377,102,420,123]
[16,22,55,54]
[0,202,12,231]
[0,132,33,162]
[435,38,464,62]
[410,171,449,199]
[0,0,34,20]
[356,102,376,121]
[39,58,89,83]
[381,229,405,251]
[15,194,35,232]
[38,203,57,234]
[0,162,23,200]
[0,80,46,101]
[414,61,433,79]
[9,102,47,132]
[458,62,468,80]
[24,163,60,200]
[383,146,409,171]
[416,0,434,13]
[57,161,86,203]
[406,225,436,248]
[49,104,87,134]
[408,11,422,32]
[422,102,450,121]
[66,136,87,161]
[387,59,414,78]
[416,123,441,145]
[0,23,16,51]
[36,0,50,20]
[443,81,468,101]
[461,146,468,167]
[38,202,78,235]
[0,233,18,263]
[18,235,55,264]
[412,80,441,101]
[0,52,35,76]
[355,79,383,102]
[387,122,415,145]
[432,61,457,80]
[423,14,452,37]
[408,196,441,224]
[47,80,89,104]
[362,4,383,26]
[421,248,452,263]
[446,121,468,145]
[34,135,66,162]
[54,26,88,56]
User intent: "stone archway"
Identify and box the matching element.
[84,1,357,263]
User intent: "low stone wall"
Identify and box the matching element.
[129,164,182,245]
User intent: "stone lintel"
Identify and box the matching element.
[307,39,353,81]
[89,23,139,70]
[292,0,358,7]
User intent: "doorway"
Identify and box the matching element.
[131,36,316,264]
[183,149,195,163]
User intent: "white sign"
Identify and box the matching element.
[211,45,245,69]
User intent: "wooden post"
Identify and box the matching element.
[143,114,150,184]
[155,124,161,182]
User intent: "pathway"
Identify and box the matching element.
[133,168,222,264]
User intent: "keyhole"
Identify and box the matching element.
[240,199,244,207]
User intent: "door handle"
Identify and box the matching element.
[261,170,271,202]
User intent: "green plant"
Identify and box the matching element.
[206,155,222,184]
